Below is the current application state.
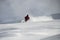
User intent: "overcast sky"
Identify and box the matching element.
[0,0,60,23]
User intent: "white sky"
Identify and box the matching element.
[0,0,60,23]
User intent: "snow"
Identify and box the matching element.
[28,16,53,22]
[41,34,60,40]
[0,20,60,40]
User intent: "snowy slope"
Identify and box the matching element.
[41,34,60,40]
[0,20,60,40]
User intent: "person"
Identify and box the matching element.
[25,14,30,22]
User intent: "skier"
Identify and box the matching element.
[25,14,30,22]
